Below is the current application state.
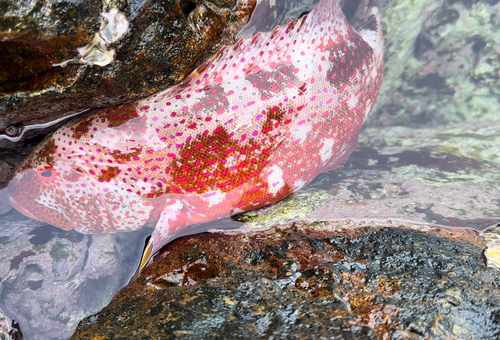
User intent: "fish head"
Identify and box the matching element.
[8,128,154,234]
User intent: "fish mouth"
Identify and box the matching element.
[8,184,75,231]
[9,195,39,220]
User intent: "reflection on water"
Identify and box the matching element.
[0,209,149,340]
[1,0,500,339]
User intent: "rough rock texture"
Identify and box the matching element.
[0,210,149,340]
[0,141,35,190]
[353,0,500,229]
[0,188,11,217]
[2,0,500,339]
[71,221,500,339]
[0,315,22,340]
[0,0,256,146]
[482,225,500,269]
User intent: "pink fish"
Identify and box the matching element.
[8,0,384,267]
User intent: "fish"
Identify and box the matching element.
[8,0,384,268]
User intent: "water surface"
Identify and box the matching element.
[1,0,499,338]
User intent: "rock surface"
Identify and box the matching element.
[372,0,500,127]
[71,221,500,339]
[0,210,149,340]
[355,0,500,229]
[1,0,500,339]
[0,0,256,147]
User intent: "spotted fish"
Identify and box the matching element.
[8,0,384,267]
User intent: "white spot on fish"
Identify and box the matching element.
[293,179,306,191]
[290,121,312,144]
[204,189,226,207]
[319,138,335,163]
[266,165,284,195]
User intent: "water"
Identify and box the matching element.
[1,0,499,338]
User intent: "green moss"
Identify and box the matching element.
[236,189,337,229]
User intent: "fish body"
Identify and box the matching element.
[9,0,384,259]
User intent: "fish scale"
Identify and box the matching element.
[8,0,384,266]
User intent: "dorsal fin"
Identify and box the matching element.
[156,0,352,100]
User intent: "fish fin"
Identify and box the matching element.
[138,237,153,273]
[138,200,190,271]
[356,0,384,55]
[159,0,351,100]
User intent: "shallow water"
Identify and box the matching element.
[1,0,499,339]
[0,208,150,340]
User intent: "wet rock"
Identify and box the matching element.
[0,210,149,340]
[346,0,500,229]
[0,314,23,340]
[0,141,36,189]
[0,0,256,147]
[0,188,11,216]
[482,225,500,269]
[371,0,500,127]
[71,221,500,339]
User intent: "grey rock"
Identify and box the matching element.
[0,210,149,340]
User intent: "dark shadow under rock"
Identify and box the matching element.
[71,221,500,339]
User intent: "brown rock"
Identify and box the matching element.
[71,221,500,339]
[0,0,256,146]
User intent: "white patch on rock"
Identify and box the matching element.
[266,165,285,195]
[319,138,335,163]
[54,7,129,68]
[100,8,130,44]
